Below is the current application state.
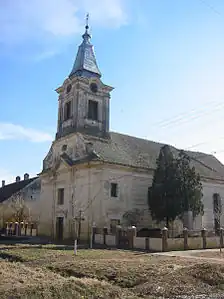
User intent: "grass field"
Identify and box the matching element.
[0,245,224,298]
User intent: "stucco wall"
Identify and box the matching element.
[40,162,155,240]
[200,181,224,230]
[38,178,54,237]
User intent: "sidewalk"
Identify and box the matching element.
[153,248,224,262]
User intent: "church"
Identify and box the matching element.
[38,21,224,241]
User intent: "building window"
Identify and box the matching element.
[88,100,98,121]
[61,144,67,152]
[64,101,71,121]
[110,183,118,198]
[57,188,64,205]
[66,84,72,93]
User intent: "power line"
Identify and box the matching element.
[142,101,224,141]
[153,100,223,127]
[198,0,221,16]
[149,102,224,135]
[158,102,224,129]
[182,135,224,154]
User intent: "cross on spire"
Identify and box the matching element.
[85,13,89,30]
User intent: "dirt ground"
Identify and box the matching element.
[0,245,224,298]
[191,249,224,260]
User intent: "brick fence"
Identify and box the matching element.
[92,226,224,252]
[4,222,38,237]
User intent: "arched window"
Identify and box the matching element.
[64,101,71,121]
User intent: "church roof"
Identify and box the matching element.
[0,177,37,203]
[85,132,224,180]
[69,22,101,78]
[42,132,224,181]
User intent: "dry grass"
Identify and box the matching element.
[0,245,224,298]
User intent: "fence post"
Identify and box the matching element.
[115,225,122,247]
[103,227,108,246]
[220,228,224,250]
[162,227,168,252]
[25,223,28,236]
[128,226,136,249]
[201,228,207,249]
[183,227,188,250]
[6,222,9,236]
[20,222,24,235]
[15,222,19,236]
[30,223,34,236]
[12,222,15,235]
[9,222,12,236]
[18,222,21,236]
[145,237,150,251]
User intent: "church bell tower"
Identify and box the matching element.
[56,15,113,140]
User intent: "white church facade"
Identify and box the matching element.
[38,22,224,241]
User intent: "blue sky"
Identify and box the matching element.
[1,0,224,183]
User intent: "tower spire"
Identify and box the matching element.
[69,13,101,78]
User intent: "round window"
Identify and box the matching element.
[90,82,98,93]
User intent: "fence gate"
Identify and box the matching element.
[118,230,129,248]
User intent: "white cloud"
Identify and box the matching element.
[0,123,53,143]
[0,0,127,45]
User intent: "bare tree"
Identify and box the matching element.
[9,191,29,222]
[122,208,143,227]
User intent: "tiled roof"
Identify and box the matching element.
[85,132,224,180]
[0,177,37,203]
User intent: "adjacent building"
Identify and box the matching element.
[0,174,41,227]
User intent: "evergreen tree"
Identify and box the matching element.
[148,145,181,228]
[148,146,204,228]
[176,151,204,218]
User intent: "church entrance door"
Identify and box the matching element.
[56,217,64,242]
